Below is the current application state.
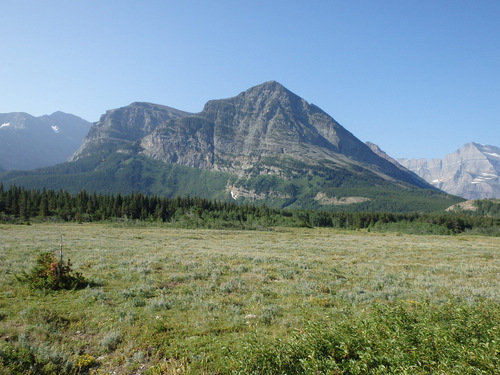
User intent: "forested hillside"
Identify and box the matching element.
[1,184,498,235]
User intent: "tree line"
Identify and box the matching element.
[0,184,498,235]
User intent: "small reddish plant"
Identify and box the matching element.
[17,251,88,291]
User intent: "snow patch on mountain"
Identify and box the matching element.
[484,152,500,158]
[471,173,499,184]
[51,125,60,133]
[0,122,10,128]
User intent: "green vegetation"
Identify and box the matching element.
[234,300,499,374]
[16,252,88,291]
[0,224,498,374]
[0,152,462,212]
[233,156,458,212]
[0,153,233,201]
[470,199,500,217]
[1,184,498,235]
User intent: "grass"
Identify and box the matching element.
[0,223,498,374]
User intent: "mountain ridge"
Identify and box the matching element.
[398,142,500,199]
[0,111,91,170]
[134,81,430,189]
[0,81,462,212]
[70,102,191,161]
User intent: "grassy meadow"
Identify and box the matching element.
[0,223,498,374]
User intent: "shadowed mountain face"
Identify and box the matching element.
[398,143,500,199]
[0,112,91,170]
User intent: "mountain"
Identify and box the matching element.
[398,142,500,199]
[365,142,430,183]
[0,112,91,170]
[70,102,191,161]
[0,81,462,212]
[140,82,431,186]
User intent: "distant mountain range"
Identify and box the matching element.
[0,82,463,211]
[0,112,91,170]
[398,143,500,200]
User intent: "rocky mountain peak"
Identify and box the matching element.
[202,80,304,119]
[366,142,398,164]
[71,102,191,161]
[1,82,454,210]
[239,80,295,101]
[398,142,500,199]
[142,82,363,170]
[139,82,432,187]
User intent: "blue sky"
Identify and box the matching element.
[2,0,499,159]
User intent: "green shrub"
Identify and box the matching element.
[231,299,499,374]
[101,331,122,352]
[0,337,75,375]
[17,252,88,291]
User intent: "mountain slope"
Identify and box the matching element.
[366,141,431,186]
[0,82,462,212]
[140,81,429,188]
[0,151,459,212]
[398,143,500,199]
[0,112,91,170]
[70,102,192,161]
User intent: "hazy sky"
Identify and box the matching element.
[2,0,499,160]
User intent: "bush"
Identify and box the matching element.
[101,331,122,352]
[17,252,88,291]
[231,299,500,374]
[0,337,75,375]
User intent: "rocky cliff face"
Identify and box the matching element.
[139,81,429,187]
[0,112,91,170]
[70,102,191,161]
[398,143,500,199]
